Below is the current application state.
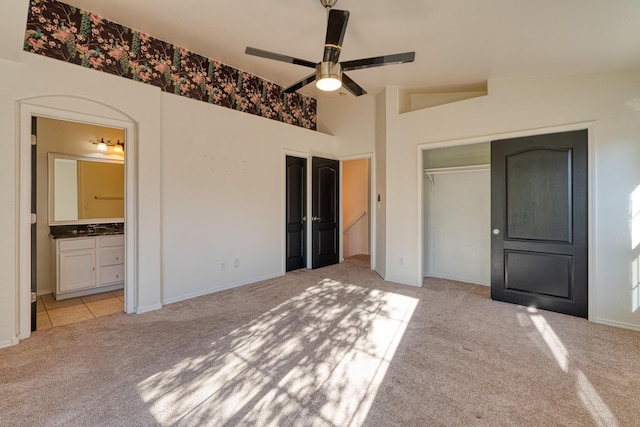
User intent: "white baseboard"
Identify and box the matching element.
[136,303,163,314]
[425,272,490,287]
[384,275,422,287]
[0,336,20,349]
[161,272,284,306]
[594,317,640,332]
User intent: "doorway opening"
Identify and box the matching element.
[342,158,371,268]
[19,101,138,341]
[35,117,126,330]
[421,143,491,286]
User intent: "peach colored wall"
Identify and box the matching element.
[342,158,369,258]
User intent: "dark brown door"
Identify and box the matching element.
[312,157,339,269]
[31,116,38,331]
[491,130,588,318]
[286,156,307,272]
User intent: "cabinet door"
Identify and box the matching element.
[59,250,96,292]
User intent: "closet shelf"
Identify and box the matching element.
[423,164,490,185]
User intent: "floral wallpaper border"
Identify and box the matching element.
[23,0,316,130]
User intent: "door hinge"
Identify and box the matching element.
[31,135,37,146]
[30,213,37,225]
[31,292,37,303]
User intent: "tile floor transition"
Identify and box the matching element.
[36,289,124,330]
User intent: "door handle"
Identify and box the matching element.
[312,216,322,222]
[492,228,500,235]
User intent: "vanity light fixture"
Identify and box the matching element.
[96,138,108,152]
[93,138,125,154]
[113,140,124,154]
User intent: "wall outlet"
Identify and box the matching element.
[234,258,240,268]
[220,262,225,270]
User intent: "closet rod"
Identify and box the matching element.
[423,164,490,176]
[423,164,490,185]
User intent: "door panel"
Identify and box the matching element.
[506,148,572,242]
[505,251,572,298]
[286,156,306,272]
[491,130,588,318]
[312,157,339,269]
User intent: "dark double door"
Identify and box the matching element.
[286,156,339,271]
[491,130,588,318]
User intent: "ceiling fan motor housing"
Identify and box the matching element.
[317,61,342,81]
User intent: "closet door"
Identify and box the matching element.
[286,156,307,272]
[491,130,588,318]
[311,157,339,269]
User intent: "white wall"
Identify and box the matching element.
[0,0,28,61]
[383,71,640,330]
[0,48,333,347]
[0,51,164,347]
[160,93,333,304]
[317,95,376,158]
[374,90,388,278]
[423,170,490,285]
[319,95,375,267]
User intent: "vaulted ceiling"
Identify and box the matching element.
[60,0,640,98]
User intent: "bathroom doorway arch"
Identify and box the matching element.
[18,97,138,341]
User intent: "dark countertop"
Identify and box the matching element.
[49,223,124,239]
[50,230,125,239]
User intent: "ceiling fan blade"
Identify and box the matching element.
[325,9,350,47]
[245,47,317,69]
[283,72,317,93]
[341,52,416,72]
[323,9,350,63]
[341,73,367,97]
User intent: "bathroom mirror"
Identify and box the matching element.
[48,153,124,225]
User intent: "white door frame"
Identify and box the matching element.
[340,153,375,270]
[18,102,138,340]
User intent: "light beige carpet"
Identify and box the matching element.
[344,254,370,268]
[1,263,639,426]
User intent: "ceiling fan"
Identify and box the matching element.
[245,0,415,96]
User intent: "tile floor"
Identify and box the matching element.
[37,289,124,330]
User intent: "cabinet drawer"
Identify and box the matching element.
[101,264,124,285]
[59,237,96,251]
[101,246,124,266]
[101,235,125,247]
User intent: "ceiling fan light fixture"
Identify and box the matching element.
[316,61,342,91]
